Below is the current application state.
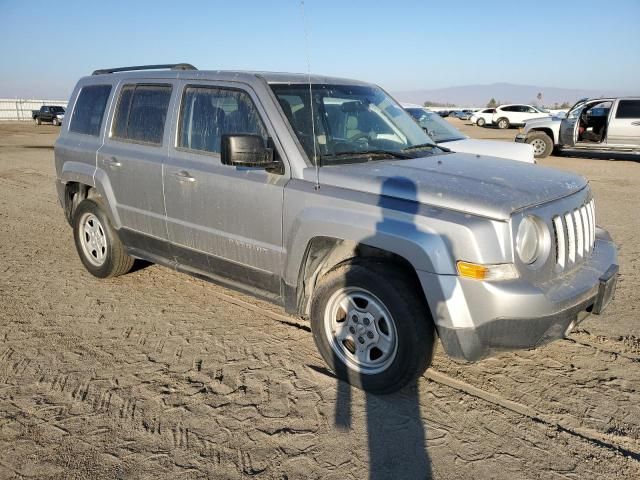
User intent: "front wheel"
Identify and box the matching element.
[476,117,486,127]
[52,117,60,126]
[497,117,510,129]
[525,131,553,158]
[310,261,435,393]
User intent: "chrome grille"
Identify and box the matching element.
[553,200,595,269]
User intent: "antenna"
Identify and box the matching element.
[300,0,320,190]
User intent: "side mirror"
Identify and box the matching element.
[221,134,275,168]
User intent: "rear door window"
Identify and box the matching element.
[69,85,112,136]
[615,100,640,119]
[178,86,266,154]
[111,84,172,145]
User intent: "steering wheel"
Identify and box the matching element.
[348,132,371,142]
[580,109,589,123]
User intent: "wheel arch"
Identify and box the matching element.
[61,166,120,228]
[284,236,430,318]
[529,127,555,143]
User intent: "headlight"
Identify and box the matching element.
[516,216,541,264]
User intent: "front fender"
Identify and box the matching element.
[282,180,514,288]
[283,206,455,286]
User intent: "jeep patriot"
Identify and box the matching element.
[54,64,618,393]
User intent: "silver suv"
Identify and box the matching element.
[516,97,640,158]
[54,64,618,393]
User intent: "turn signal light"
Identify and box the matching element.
[457,261,518,281]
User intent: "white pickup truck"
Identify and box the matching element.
[516,97,640,158]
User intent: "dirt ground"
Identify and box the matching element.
[0,120,638,479]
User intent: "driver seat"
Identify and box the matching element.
[345,115,361,139]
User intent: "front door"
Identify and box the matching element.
[559,114,579,147]
[163,82,288,295]
[607,99,640,147]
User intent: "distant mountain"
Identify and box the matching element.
[392,82,636,107]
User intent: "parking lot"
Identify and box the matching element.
[0,120,638,479]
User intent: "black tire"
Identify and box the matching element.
[310,260,435,394]
[72,198,134,278]
[476,117,486,127]
[525,131,554,158]
[52,117,60,126]
[496,117,510,129]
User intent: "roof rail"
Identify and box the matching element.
[92,63,197,75]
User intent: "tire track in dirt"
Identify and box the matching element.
[4,268,640,469]
[0,345,293,476]
[158,284,640,453]
[424,370,640,461]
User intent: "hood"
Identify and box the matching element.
[306,153,587,220]
[524,116,561,128]
[441,138,534,163]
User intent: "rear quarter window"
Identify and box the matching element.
[615,100,640,119]
[69,85,112,136]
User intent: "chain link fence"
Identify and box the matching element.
[0,98,68,121]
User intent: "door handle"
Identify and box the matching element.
[631,121,640,126]
[171,170,196,183]
[105,157,121,168]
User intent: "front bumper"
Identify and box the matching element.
[418,231,618,361]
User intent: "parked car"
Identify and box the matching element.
[32,105,65,126]
[492,104,551,129]
[470,108,495,127]
[456,110,474,120]
[516,97,640,158]
[404,106,534,162]
[55,64,618,393]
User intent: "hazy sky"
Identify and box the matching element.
[1,0,639,99]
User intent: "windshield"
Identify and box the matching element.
[405,108,466,142]
[270,83,442,165]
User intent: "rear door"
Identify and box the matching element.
[506,105,523,124]
[501,105,518,124]
[97,81,175,240]
[163,81,288,294]
[607,99,640,147]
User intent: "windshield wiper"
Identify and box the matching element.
[402,143,450,153]
[321,149,413,160]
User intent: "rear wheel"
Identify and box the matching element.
[35,117,41,125]
[310,261,435,393]
[497,117,510,129]
[72,198,134,278]
[526,131,553,158]
[476,117,486,127]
